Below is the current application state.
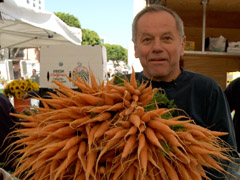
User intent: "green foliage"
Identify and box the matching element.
[144,90,176,116]
[103,44,128,63]
[54,12,127,60]
[170,125,186,131]
[55,12,81,28]
[81,29,101,45]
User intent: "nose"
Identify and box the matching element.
[152,39,164,53]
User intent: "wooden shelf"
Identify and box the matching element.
[184,51,240,57]
[166,0,240,52]
[164,0,240,88]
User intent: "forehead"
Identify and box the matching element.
[137,11,177,33]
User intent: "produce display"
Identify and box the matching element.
[6,68,238,180]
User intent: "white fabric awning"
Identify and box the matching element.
[0,0,82,49]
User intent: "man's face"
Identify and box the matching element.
[134,11,185,82]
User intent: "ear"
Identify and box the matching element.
[134,44,139,58]
[180,36,186,56]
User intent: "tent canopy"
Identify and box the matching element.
[0,0,82,49]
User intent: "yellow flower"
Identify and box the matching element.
[9,83,16,93]
[32,82,39,91]
[3,79,39,99]
[19,81,28,91]
[26,86,33,92]
[15,90,22,99]
[26,79,32,83]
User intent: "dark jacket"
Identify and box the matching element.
[225,77,240,152]
[130,68,238,179]
[0,94,19,171]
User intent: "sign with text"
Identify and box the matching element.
[40,45,107,89]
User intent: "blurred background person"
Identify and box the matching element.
[30,69,39,84]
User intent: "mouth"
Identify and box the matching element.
[149,58,167,62]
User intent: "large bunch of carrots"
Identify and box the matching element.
[6,68,238,180]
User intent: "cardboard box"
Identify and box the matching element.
[40,45,107,89]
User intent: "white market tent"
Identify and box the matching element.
[0,0,82,49]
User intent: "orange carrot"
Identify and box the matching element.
[53,145,78,180]
[123,101,138,116]
[139,124,146,133]
[161,155,179,180]
[122,134,137,158]
[107,102,124,111]
[78,141,87,172]
[62,136,81,151]
[104,127,123,138]
[140,142,148,175]
[137,80,148,93]
[126,165,136,180]
[123,90,132,101]
[185,164,202,180]
[172,146,190,164]
[124,80,140,96]
[124,126,138,140]
[133,106,145,117]
[70,115,91,129]
[141,108,168,123]
[160,131,183,148]
[109,84,126,94]
[80,112,112,126]
[104,81,115,105]
[50,126,76,139]
[145,127,166,152]
[74,159,82,180]
[201,154,226,173]
[88,123,101,149]
[96,129,128,169]
[86,150,98,180]
[153,117,192,126]
[130,66,137,89]
[75,93,105,106]
[94,121,110,139]
[112,162,128,180]
[177,163,191,180]
[115,120,132,129]
[129,114,141,128]
[65,74,92,93]
[90,71,99,91]
[147,119,177,135]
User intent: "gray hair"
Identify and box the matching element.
[132,5,185,43]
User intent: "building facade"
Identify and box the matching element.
[26,0,45,10]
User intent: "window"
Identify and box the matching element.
[26,0,29,4]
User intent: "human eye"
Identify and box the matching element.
[141,37,152,44]
[162,35,173,41]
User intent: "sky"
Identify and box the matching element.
[45,0,134,49]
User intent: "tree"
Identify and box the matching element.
[103,44,128,63]
[81,29,101,45]
[54,12,127,61]
[55,12,101,45]
[54,12,81,28]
